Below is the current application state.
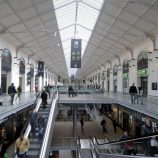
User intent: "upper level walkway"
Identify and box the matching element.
[59,92,158,119]
[0,92,36,122]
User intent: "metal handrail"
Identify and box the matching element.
[38,92,59,158]
[94,133,158,146]
[0,92,40,124]
[14,96,42,158]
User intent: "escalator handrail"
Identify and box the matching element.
[38,92,58,158]
[24,97,42,138]
[94,132,158,146]
[14,96,42,158]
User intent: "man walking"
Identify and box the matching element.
[129,83,137,104]
[8,83,16,105]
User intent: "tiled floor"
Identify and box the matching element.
[53,118,123,139]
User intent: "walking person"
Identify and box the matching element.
[141,117,156,156]
[15,134,29,158]
[120,131,134,155]
[16,85,22,101]
[129,83,138,104]
[100,118,107,134]
[41,90,48,110]
[113,118,117,134]
[35,85,39,98]
[8,83,17,105]
[37,113,45,140]
[137,87,143,105]
[45,85,50,99]
[29,111,38,136]
[80,115,84,131]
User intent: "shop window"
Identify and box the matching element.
[1,48,12,72]
[19,58,25,74]
[137,51,148,70]
[113,65,118,76]
[123,59,129,73]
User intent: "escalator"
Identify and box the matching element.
[13,92,59,158]
[90,134,158,158]
[26,103,51,157]
[78,138,96,158]
[80,149,93,158]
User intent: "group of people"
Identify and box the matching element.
[129,83,144,104]
[120,117,158,156]
[8,83,22,105]
[68,86,77,97]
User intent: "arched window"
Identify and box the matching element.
[1,48,12,72]
[137,51,148,70]
[19,58,25,74]
[113,65,118,76]
[123,60,129,73]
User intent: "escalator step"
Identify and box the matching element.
[27,150,39,157]
[29,138,41,143]
[29,143,41,150]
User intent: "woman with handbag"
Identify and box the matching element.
[141,117,156,156]
[15,134,29,158]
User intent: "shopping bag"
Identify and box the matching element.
[151,137,158,147]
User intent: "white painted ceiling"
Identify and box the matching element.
[0,0,158,79]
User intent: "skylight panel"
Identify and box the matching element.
[82,0,104,10]
[53,0,75,9]
[52,0,104,76]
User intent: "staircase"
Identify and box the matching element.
[26,103,51,158]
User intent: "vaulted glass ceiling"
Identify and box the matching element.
[52,0,104,76]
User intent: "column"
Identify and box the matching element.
[117,65,123,92]
[110,69,113,92]
[148,36,158,96]
[73,106,77,137]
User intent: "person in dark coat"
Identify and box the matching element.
[37,113,45,140]
[141,117,155,156]
[8,83,17,105]
[0,126,8,158]
[120,131,134,155]
[29,111,38,136]
[113,119,117,134]
[41,90,48,109]
[101,118,107,134]
[68,86,73,97]
[80,116,84,131]
[45,86,50,99]
[129,83,137,104]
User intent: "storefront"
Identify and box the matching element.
[0,48,12,94]
[107,69,110,92]
[19,58,25,91]
[122,60,129,94]
[113,65,118,93]
[137,51,148,96]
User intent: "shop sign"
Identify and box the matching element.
[137,69,148,76]
[71,39,81,68]
[123,73,128,79]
